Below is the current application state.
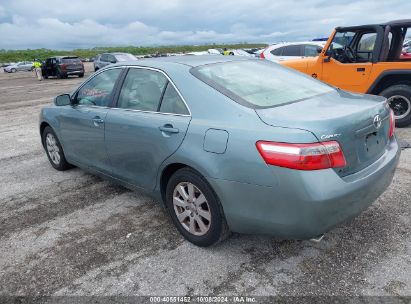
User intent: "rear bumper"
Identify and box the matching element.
[207,138,400,239]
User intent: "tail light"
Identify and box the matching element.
[260,50,266,59]
[256,140,346,170]
[389,109,395,138]
[60,64,67,70]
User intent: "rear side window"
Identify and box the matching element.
[76,68,122,107]
[270,46,284,56]
[282,45,302,56]
[117,68,167,111]
[159,83,189,115]
[191,60,333,108]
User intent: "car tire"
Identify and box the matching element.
[380,85,411,128]
[165,167,230,247]
[42,126,73,171]
[79,73,84,78]
[94,68,99,72]
[11,68,16,73]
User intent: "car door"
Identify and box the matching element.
[45,58,55,76]
[58,67,123,173]
[104,67,191,190]
[16,62,25,71]
[321,32,374,92]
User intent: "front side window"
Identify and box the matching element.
[304,44,321,57]
[107,55,116,63]
[192,60,333,108]
[100,54,109,62]
[76,68,122,106]
[117,68,167,111]
[159,83,189,115]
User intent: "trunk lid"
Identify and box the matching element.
[255,90,391,177]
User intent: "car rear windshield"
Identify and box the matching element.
[62,57,81,64]
[115,54,137,61]
[191,60,334,108]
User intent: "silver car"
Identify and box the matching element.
[93,53,137,71]
[4,61,34,73]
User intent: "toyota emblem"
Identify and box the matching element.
[373,115,382,129]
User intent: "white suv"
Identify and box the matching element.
[260,41,326,62]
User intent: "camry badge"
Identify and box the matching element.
[373,115,382,129]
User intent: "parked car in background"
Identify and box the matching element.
[260,42,326,62]
[401,47,411,59]
[207,49,223,55]
[3,61,33,73]
[281,20,411,127]
[40,56,399,247]
[186,49,222,56]
[1,62,16,68]
[228,49,253,56]
[42,56,84,79]
[93,53,137,71]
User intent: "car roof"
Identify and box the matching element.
[336,19,411,31]
[50,56,79,59]
[267,41,325,48]
[103,52,133,55]
[112,55,256,68]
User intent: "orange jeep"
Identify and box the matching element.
[281,20,411,127]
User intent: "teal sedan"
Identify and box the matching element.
[39,56,400,247]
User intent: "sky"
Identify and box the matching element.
[0,0,410,50]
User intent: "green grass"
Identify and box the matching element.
[0,43,267,63]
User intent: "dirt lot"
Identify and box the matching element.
[0,63,410,298]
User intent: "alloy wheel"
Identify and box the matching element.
[172,182,211,236]
[388,95,411,120]
[45,133,61,165]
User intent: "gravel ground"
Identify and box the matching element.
[0,64,410,298]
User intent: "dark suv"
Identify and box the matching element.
[42,56,84,79]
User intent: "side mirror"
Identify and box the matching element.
[110,59,117,63]
[54,94,72,106]
[317,47,323,54]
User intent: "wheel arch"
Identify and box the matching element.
[159,162,214,206]
[159,163,190,205]
[367,70,411,95]
[39,121,51,148]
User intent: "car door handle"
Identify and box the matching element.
[357,67,366,72]
[92,117,104,126]
[159,124,179,134]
